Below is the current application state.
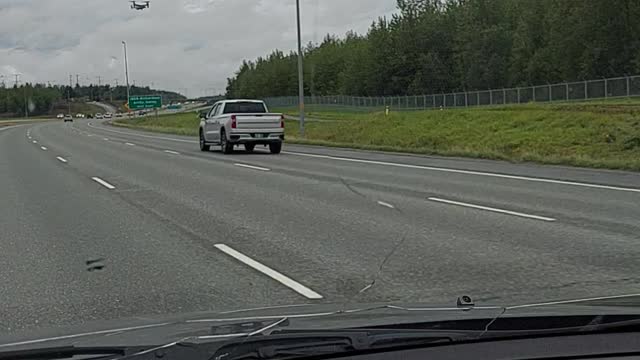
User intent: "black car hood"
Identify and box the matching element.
[1,297,639,352]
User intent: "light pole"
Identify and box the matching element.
[122,41,131,108]
[296,0,305,137]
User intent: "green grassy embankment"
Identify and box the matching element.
[113,112,200,136]
[113,100,640,171]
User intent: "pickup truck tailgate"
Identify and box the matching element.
[235,113,282,130]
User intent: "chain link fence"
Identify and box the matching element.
[264,75,640,110]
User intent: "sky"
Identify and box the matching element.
[0,0,397,97]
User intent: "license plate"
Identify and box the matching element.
[254,134,268,138]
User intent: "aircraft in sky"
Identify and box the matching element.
[130,1,150,10]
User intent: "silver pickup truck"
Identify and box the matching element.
[199,99,285,154]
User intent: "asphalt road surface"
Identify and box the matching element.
[2,118,640,336]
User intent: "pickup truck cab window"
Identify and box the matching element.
[222,102,267,114]
[214,103,224,116]
[208,104,222,118]
[208,104,219,118]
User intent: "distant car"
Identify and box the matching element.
[75,113,84,118]
[56,114,64,119]
[115,113,123,118]
[104,113,113,119]
[63,115,73,122]
[95,113,103,119]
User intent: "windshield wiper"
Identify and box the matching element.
[211,315,640,360]
[210,329,477,360]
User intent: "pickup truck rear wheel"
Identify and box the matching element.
[269,142,282,154]
[220,129,234,154]
[199,130,210,151]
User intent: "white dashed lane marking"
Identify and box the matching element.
[91,177,116,190]
[234,163,271,172]
[214,244,323,300]
[428,197,556,222]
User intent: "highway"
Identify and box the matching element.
[2,118,640,336]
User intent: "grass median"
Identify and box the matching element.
[113,101,640,171]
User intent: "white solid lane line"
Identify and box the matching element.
[428,197,556,222]
[40,146,47,151]
[285,151,640,194]
[56,157,68,163]
[214,244,323,300]
[377,201,395,209]
[125,142,135,146]
[234,163,271,172]
[164,150,180,155]
[91,177,116,190]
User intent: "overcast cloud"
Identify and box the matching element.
[0,0,396,97]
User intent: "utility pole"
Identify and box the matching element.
[68,74,73,115]
[97,76,102,101]
[296,0,305,137]
[122,41,131,108]
[23,76,28,119]
[1,75,7,114]
[14,74,20,87]
[76,74,80,87]
[114,79,119,102]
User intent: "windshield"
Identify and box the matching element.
[1,0,640,349]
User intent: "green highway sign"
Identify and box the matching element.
[128,95,162,110]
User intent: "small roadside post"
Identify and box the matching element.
[385,106,390,116]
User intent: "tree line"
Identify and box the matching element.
[226,0,640,98]
[0,84,186,116]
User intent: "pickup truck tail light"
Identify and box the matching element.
[231,115,237,129]
[280,114,285,128]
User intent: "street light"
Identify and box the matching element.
[122,41,131,108]
[296,0,305,137]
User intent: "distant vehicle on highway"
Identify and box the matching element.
[115,113,123,118]
[199,99,284,154]
[75,113,85,118]
[104,113,113,119]
[63,115,73,122]
[56,114,64,119]
[95,113,103,119]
